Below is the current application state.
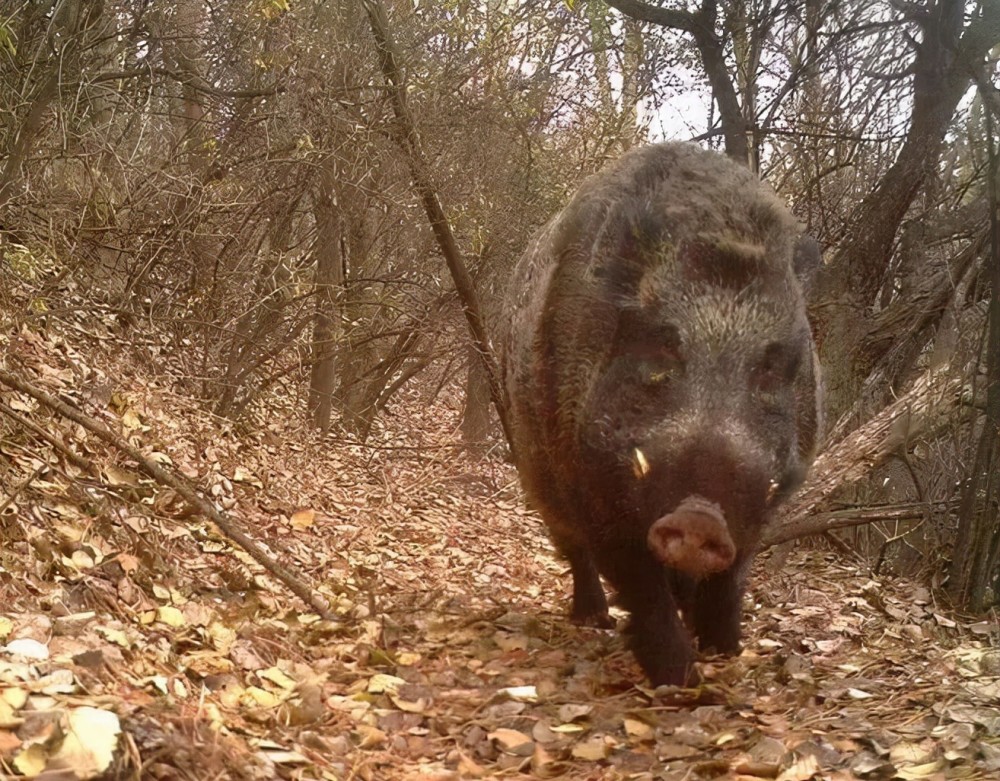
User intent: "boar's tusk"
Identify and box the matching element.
[632,448,651,478]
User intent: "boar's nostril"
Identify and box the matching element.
[702,539,736,570]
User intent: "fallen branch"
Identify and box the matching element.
[765,366,967,546]
[0,368,336,621]
[0,399,98,475]
[0,463,48,517]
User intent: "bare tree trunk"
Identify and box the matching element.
[619,16,645,144]
[361,0,516,453]
[308,159,345,431]
[0,0,100,211]
[948,106,1000,609]
[461,343,493,455]
[605,0,750,163]
[213,197,300,419]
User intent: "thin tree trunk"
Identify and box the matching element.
[948,106,1000,609]
[461,343,493,455]
[361,0,515,454]
[308,159,345,431]
[605,0,749,164]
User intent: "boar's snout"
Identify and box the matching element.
[647,496,736,578]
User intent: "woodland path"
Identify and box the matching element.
[0,323,997,780]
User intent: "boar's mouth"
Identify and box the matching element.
[646,496,736,578]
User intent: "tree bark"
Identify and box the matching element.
[461,343,493,455]
[0,0,101,212]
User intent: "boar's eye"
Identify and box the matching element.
[613,311,685,387]
[635,347,684,386]
[751,342,801,396]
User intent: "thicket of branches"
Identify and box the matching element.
[1,0,998,609]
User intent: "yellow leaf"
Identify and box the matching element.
[500,685,538,702]
[70,549,96,569]
[891,742,933,765]
[95,626,131,647]
[290,509,315,530]
[488,728,533,750]
[367,674,405,694]
[13,743,47,776]
[572,736,609,761]
[356,724,387,749]
[550,723,586,733]
[149,676,169,694]
[116,553,140,573]
[51,707,121,778]
[2,688,28,709]
[0,617,12,640]
[232,467,262,488]
[895,759,946,779]
[245,686,283,708]
[208,622,236,654]
[624,717,654,742]
[259,667,297,690]
[153,585,172,602]
[121,409,142,430]
[0,698,23,729]
[155,606,185,628]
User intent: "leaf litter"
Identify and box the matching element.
[0,320,998,780]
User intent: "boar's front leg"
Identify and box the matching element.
[598,541,696,686]
[553,534,612,628]
[686,565,745,656]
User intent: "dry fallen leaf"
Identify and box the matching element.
[50,707,121,779]
[776,753,821,781]
[290,509,315,529]
[571,735,610,761]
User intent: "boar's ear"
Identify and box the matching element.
[792,235,822,295]
[595,205,669,296]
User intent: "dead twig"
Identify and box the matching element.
[0,399,98,475]
[0,367,337,621]
[0,462,48,517]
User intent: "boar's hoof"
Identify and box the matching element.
[647,496,736,578]
[570,608,615,629]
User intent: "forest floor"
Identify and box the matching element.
[0,315,999,781]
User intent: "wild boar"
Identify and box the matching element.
[500,142,822,685]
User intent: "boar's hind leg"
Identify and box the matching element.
[599,543,695,686]
[556,536,612,628]
[687,569,744,656]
